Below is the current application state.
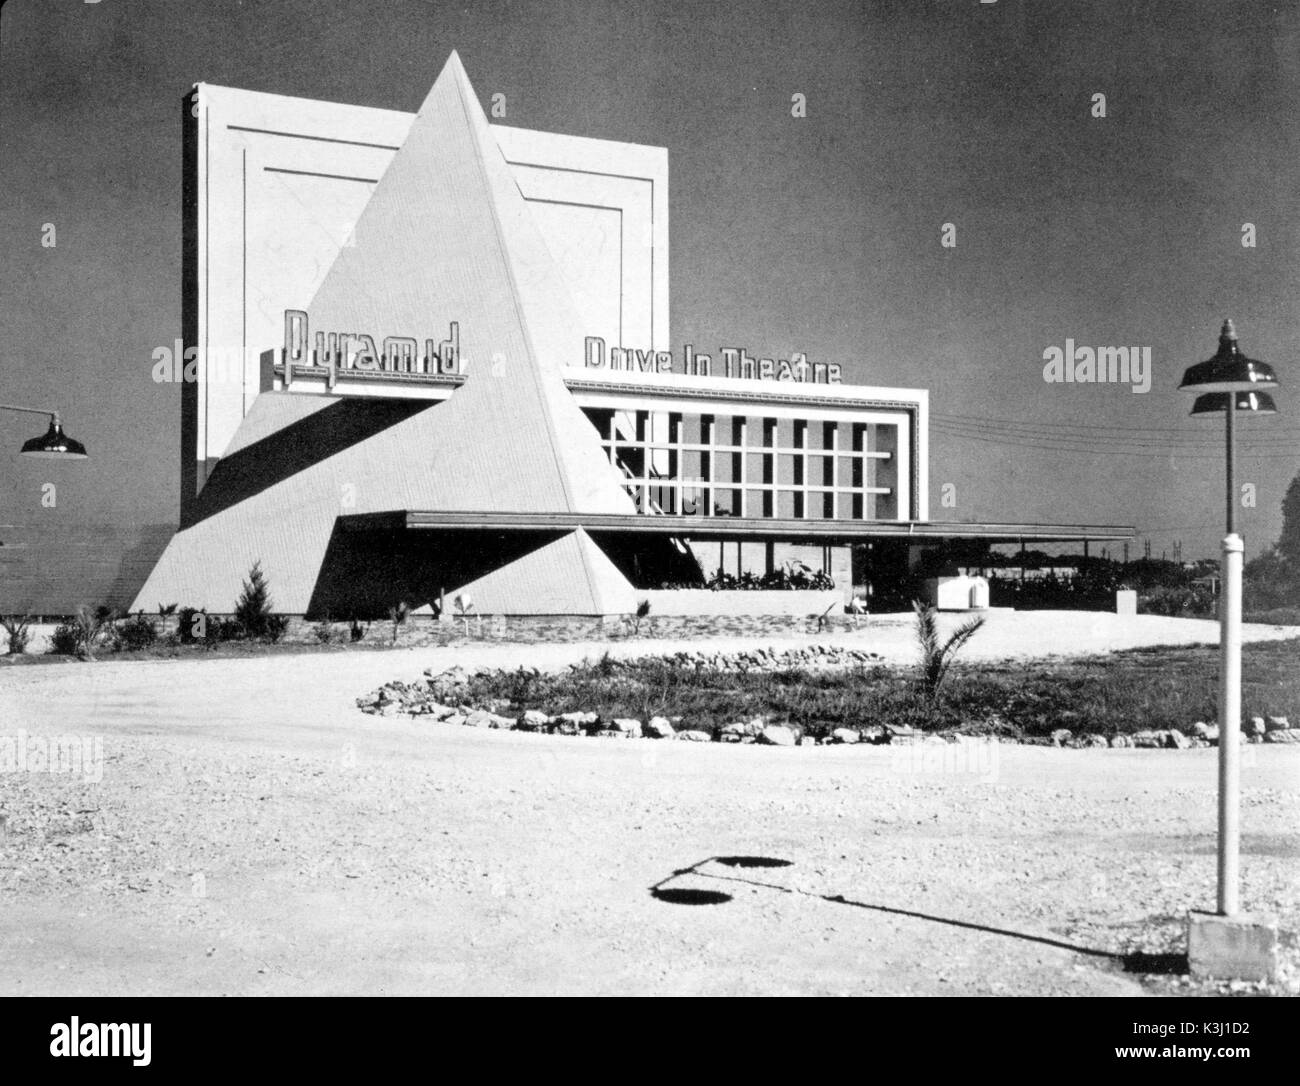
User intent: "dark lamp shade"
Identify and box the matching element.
[1179,321,1279,393]
[1189,391,1279,416]
[20,418,88,459]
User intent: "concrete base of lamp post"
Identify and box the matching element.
[1187,910,1279,982]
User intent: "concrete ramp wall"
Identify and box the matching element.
[639,589,843,617]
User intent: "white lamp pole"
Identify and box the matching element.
[1218,529,1242,914]
[1180,320,1279,916]
[1220,388,1241,916]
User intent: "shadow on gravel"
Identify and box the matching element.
[816,895,1119,960]
[1122,952,1188,975]
[650,856,1184,972]
[648,856,793,905]
[651,888,734,906]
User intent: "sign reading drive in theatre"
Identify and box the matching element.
[583,337,842,384]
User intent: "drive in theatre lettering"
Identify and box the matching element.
[584,336,843,384]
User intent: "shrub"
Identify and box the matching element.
[114,612,158,651]
[349,619,367,643]
[314,617,341,644]
[700,564,835,591]
[75,605,115,660]
[1243,552,1300,613]
[47,605,113,659]
[49,622,80,655]
[234,561,288,642]
[206,616,246,647]
[173,606,250,647]
[1139,583,1216,617]
[1,615,33,655]
[177,606,207,644]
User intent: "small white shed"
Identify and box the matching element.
[924,574,990,612]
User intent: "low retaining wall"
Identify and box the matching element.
[283,612,866,646]
[13,611,868,655]
[638,589,843,617]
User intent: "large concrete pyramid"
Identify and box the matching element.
[306,51,633,515]
[132,53,638,616]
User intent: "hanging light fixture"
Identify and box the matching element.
[19,415,89,459]
[0,405,89,460]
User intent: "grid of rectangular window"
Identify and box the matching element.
[582,408,898,520]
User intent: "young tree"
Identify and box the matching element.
[632,599,651,635]
[235,561,287,641]
[1279,471,1300,564]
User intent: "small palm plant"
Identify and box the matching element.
[1,615,33,655]
[75,604,116,661]
[913,600,985,707]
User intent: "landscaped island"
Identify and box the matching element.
[357,639,1300,748]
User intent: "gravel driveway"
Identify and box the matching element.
[1,611,1296,996]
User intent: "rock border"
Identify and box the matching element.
[355,663,1296,749]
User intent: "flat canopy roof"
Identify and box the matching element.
[343,511,1135,545]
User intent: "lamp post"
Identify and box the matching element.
[0,404,88,459]
[1178,320,1278,918]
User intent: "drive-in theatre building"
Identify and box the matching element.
[134,53,1132,618]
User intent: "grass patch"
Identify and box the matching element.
[456,639,1300,741]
